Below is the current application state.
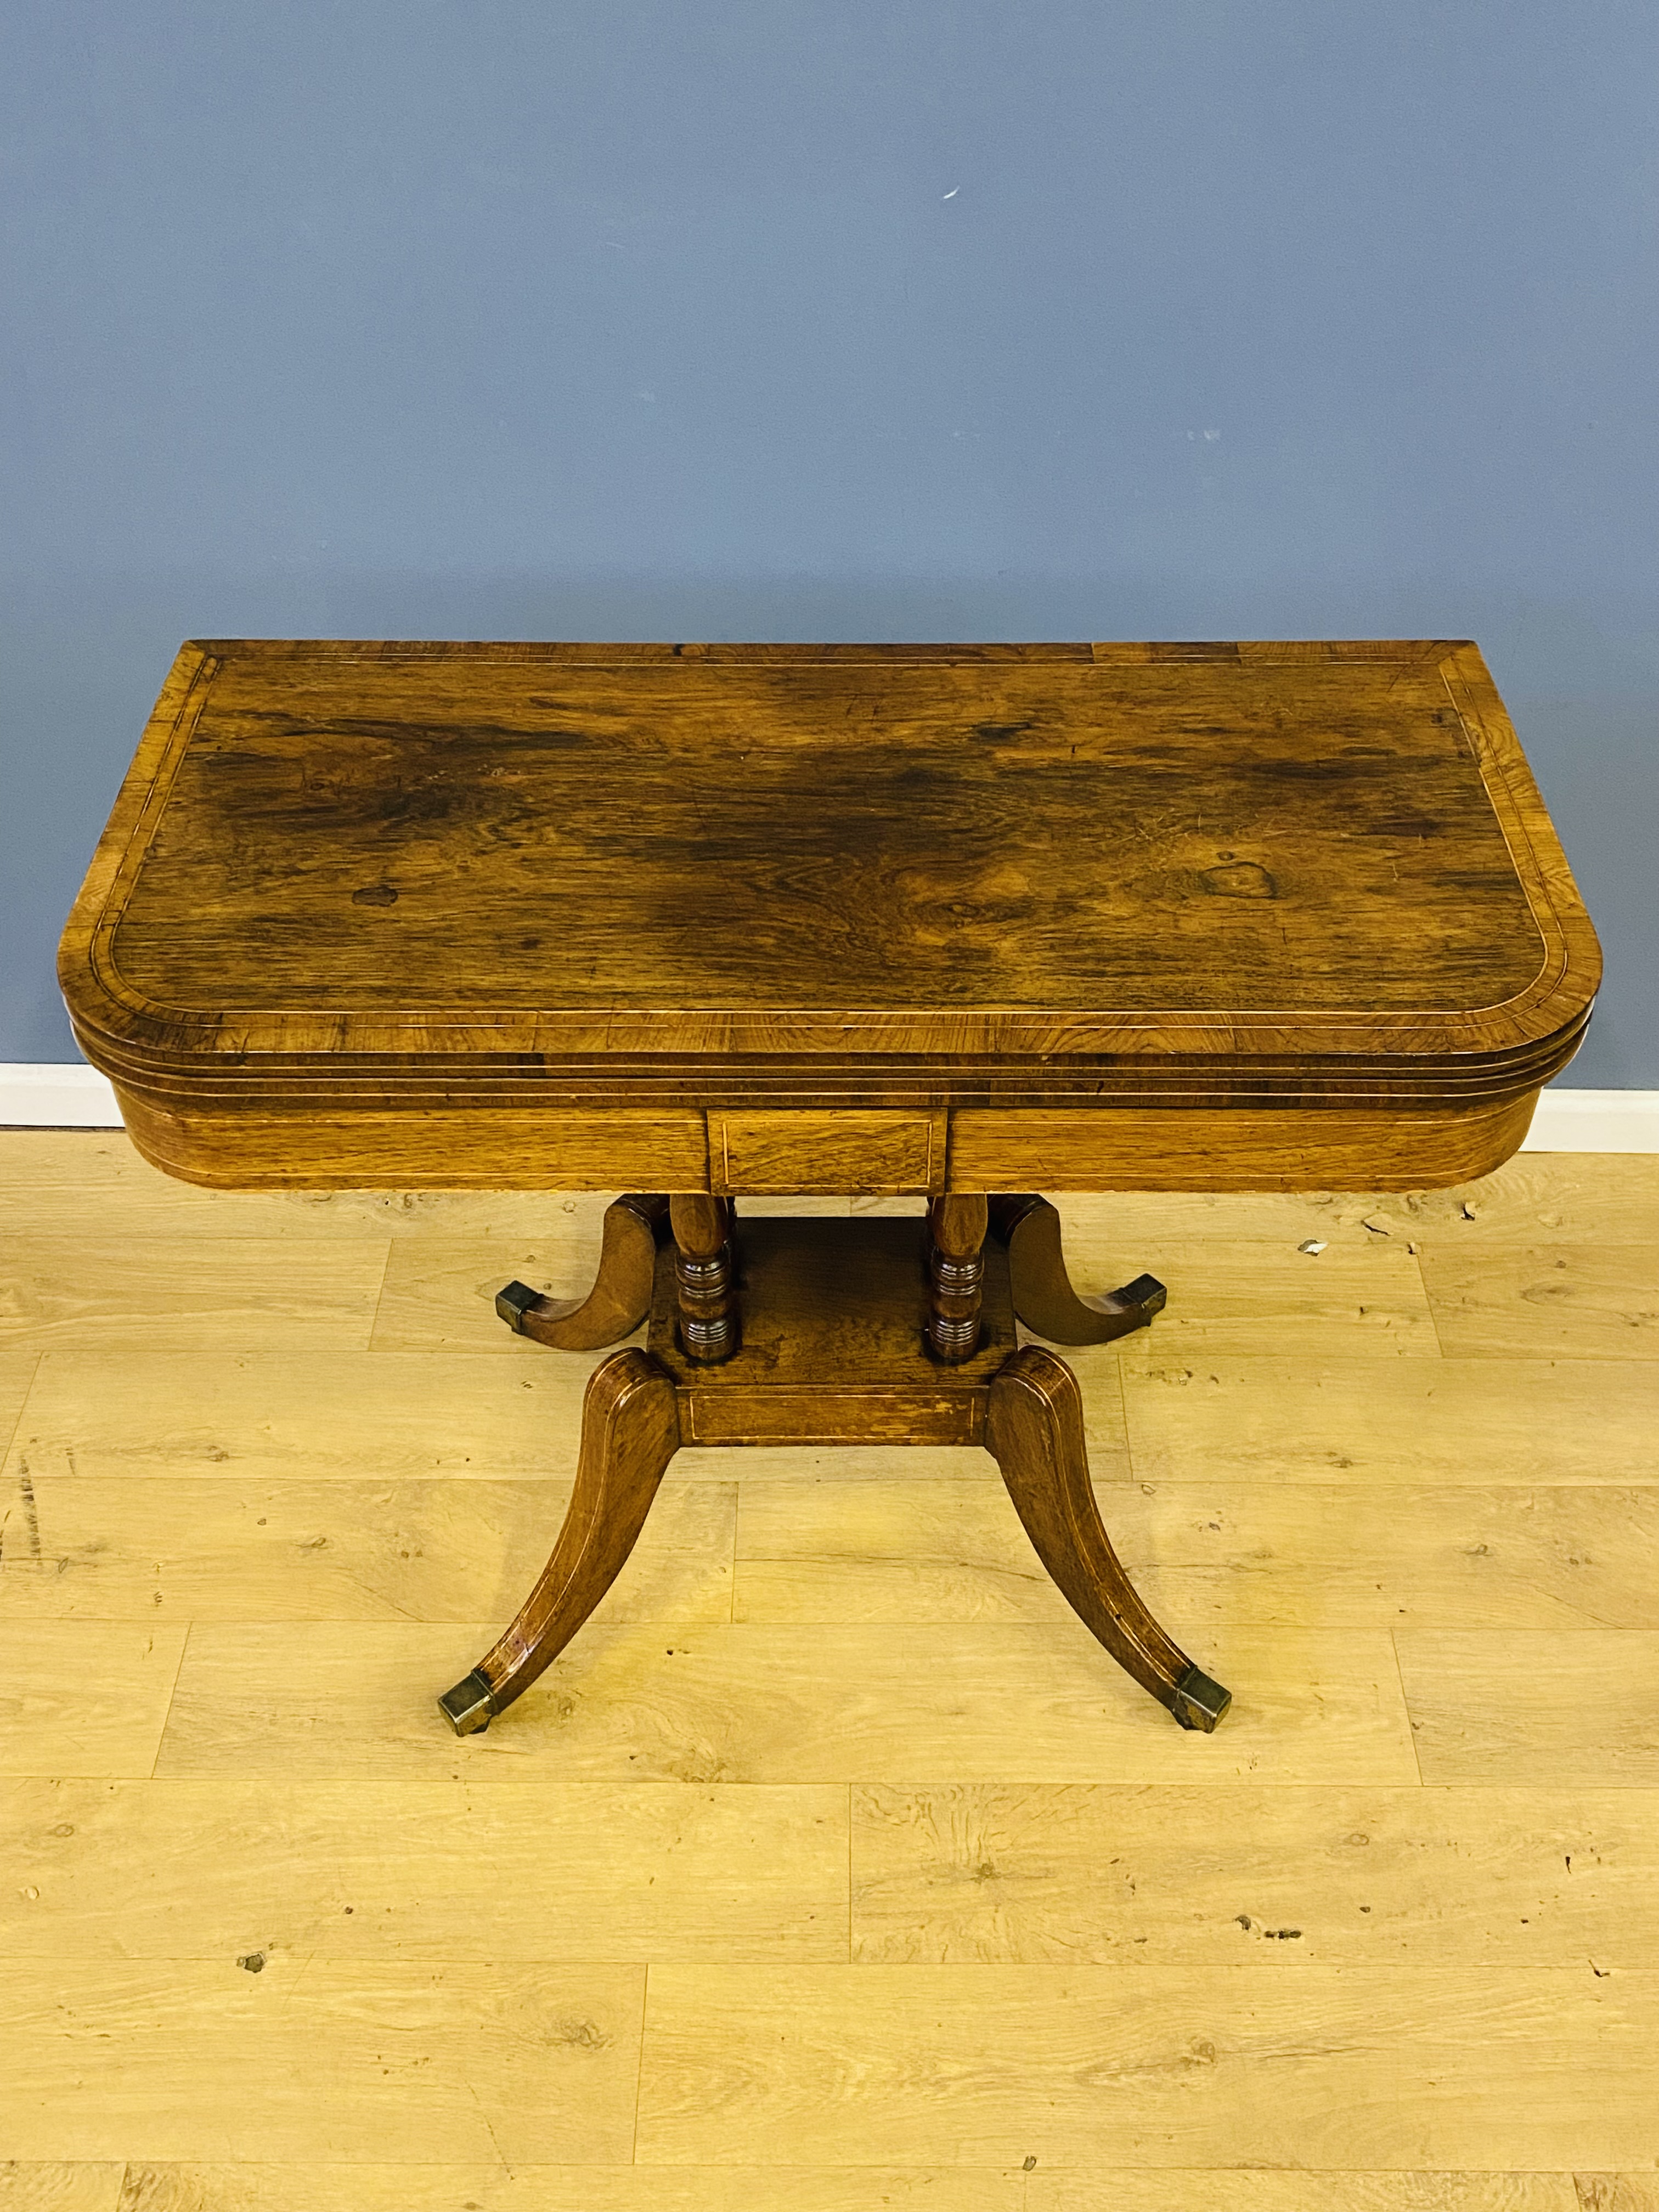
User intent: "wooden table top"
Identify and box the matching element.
[61,640,1599,1195]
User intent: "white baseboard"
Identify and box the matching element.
[1521,1088,1659,1153]
[2,1063,1656,1152]
[1,1063,124,1126]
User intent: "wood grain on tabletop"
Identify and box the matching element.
[149,1621,1417,1786]
[57,641,1598,1194]
[70,643,1568,1042]
[850,1783,1659,1966]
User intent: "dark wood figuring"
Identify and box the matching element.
[989,1193,1168,1345]
[985,1347,1229,1731]
[444,1210,1228,1735]
[927,1193,989,1363]
[70,644,1560,1033]
[60,639,1600,1195]
[438,1347,681,1736]
[496,1191,669,1349]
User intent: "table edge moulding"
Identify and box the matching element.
[60,638,1596,1197]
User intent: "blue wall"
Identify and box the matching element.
[5,1,1654,1080]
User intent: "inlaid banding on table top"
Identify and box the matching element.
[71,1015,1591,1134]
[179,636,1462,662]
[64,641,1593,1051]
[60,637,1598,1194]
[73,1013,1589,1094]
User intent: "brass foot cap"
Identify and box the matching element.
[1116,1273,1169,1323]
[1170,1664,1231,1733]
[438,1669,496,1736]
[495,1281,540,1334]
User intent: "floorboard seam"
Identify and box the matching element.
[149,1621,193,1778]
[1105,1344,1135,1480]
[1391,1625,1425,1786]
[362,1238,397,1351]
[729,1475,742,1624]
[630,1962,650,2164]
[1417,1248,1452,1361]
[0,1350,43,1470]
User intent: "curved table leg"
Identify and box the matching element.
[438,1348,682,1735]
[496,1193,670,1350]
[986,1345,1230,1731]
[989,1194,1167,1345]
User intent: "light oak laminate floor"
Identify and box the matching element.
[2,1133,1657,2210]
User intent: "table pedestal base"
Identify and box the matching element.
[443,1204,1230,1739]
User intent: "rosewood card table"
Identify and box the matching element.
[60,639,1600,1739]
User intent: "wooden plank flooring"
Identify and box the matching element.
[850,1785,1659,1963]
[0,1476,737,1622]
[2,1132,1657,2205]
[632,1963,1659,2168]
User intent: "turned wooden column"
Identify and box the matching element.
[670,1192,740,1362]
[927,1192,989,1362]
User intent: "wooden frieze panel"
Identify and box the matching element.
[710,1111,945,1195]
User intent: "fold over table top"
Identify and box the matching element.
[61,639,1599,1193]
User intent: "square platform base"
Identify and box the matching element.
[648,1214,1015,1447]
